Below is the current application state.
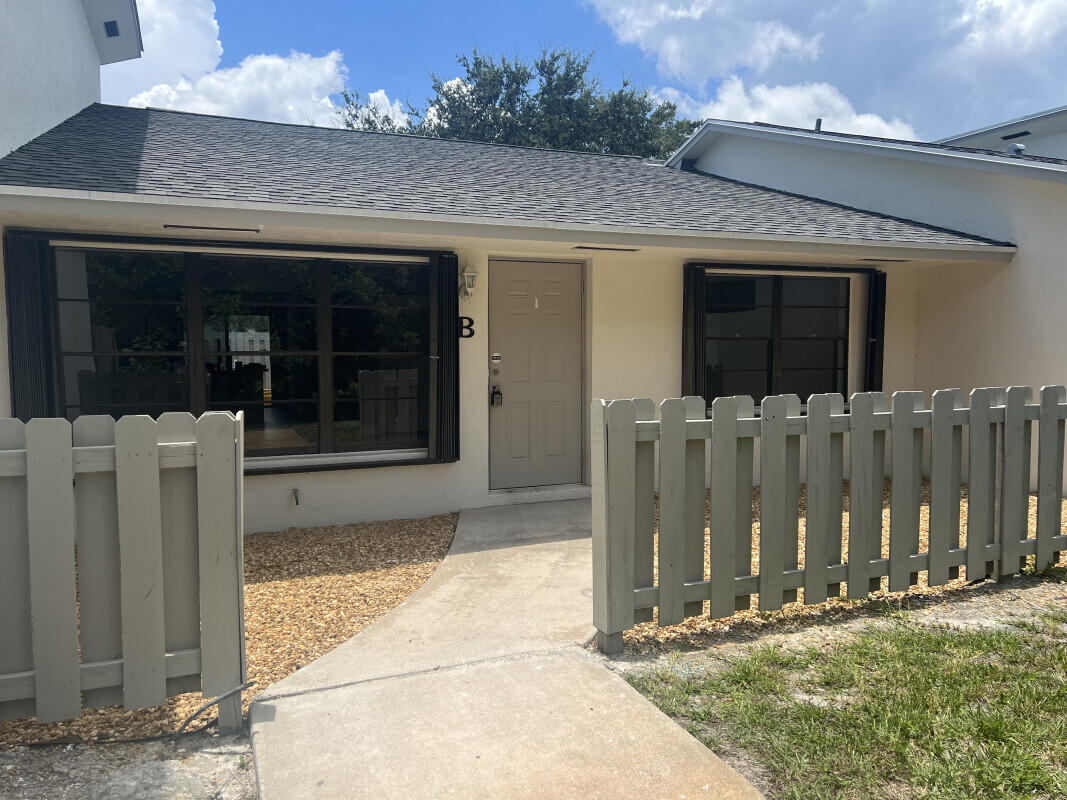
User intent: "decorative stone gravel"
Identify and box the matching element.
[0,513,457,798]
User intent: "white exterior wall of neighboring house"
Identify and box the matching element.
[0,0,103,157]
[693,137,1067,401]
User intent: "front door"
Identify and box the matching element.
[489,260,582,489]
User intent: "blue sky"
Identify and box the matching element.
[100,0,1067,141]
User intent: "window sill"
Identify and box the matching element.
[244,447,432,475]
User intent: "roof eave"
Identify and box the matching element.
[0,184,1016,264]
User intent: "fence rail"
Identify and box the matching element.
[592,387,1067,654]
[0,412,246,731]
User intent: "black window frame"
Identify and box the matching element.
[3,229,460,474]
[682,263,887,406]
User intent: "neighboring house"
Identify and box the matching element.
[936,104,1067,159]
[2,5,1053,533]
[0,0,142,157]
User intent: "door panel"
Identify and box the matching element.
[489,260,581,489]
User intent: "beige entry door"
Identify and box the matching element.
[489,260,582,490]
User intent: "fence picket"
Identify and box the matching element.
[25,419,81,722]
[783,394,802,605]
[73,416,123,710]
[889,392,924,591]
[759,395,789,611]
[157,412,204,696]
[195,412,245,734]
[684,396,707,618]
[710,397,745,618]
[805,394,844,604]
[849,392,888,598]
[1000,387,1033,576]
[928,390,963,586]
[632,399,657,623]
[968,388,1002,580]
[658,399,688,625]
[0,420,33,721]
[1036,386,1066,570]
[115,416,168,709]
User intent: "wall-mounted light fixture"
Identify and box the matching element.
[459,267,479,300]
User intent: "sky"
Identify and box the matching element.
[100,0,1067,142]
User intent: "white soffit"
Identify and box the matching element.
[82,0,143,65]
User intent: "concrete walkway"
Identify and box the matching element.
[249,500,761,799]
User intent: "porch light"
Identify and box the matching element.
[459,267,479,300]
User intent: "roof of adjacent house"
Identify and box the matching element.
[936,103,1067,146]
[0,103,1009,248]
[747,121,1067,166]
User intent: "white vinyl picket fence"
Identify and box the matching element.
[592,387,1067,654]
[0,412,246,732]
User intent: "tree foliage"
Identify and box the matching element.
[338,48,699,159]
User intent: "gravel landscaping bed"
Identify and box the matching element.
[0,512,457,751]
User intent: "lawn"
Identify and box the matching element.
[629,600,1067,800]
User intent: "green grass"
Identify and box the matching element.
[629,617,1067,800]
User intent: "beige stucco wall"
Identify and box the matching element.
[0,0,101,157]
[0,192,997,529]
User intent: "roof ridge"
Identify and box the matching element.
[96,103,650,161]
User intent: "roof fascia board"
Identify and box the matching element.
[690,121,1067,183]
[936,104,1067,144]
[0,184,1016,263]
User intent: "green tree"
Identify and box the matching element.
[338,48,699,159]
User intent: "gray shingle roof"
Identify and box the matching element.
[0,104,1008,248]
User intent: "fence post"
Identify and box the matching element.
[928,389,964,586]
[1036,386,1066,571]
[0,419,35,722]
[196,412,245,733]
[889,392,924,591]
[592,400,636,654]
[658,398,688,626]
[632,399,657,624]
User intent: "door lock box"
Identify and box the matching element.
[490,385,503,407]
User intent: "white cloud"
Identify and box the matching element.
[100,0,391,128]
[661,77,917,138]
[129,51,346,127]
[590,0,821,87]
[365,89,409,127]
[590,0,1067,138]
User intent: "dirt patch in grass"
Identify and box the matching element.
[0,513,457,749]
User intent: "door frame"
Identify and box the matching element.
[486,257,588,490]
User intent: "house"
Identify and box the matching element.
[4,5,1058,533]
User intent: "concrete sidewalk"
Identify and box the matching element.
[249,500,761,799]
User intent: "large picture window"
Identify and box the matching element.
[682,265,882,406]
[3,232,459,470]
